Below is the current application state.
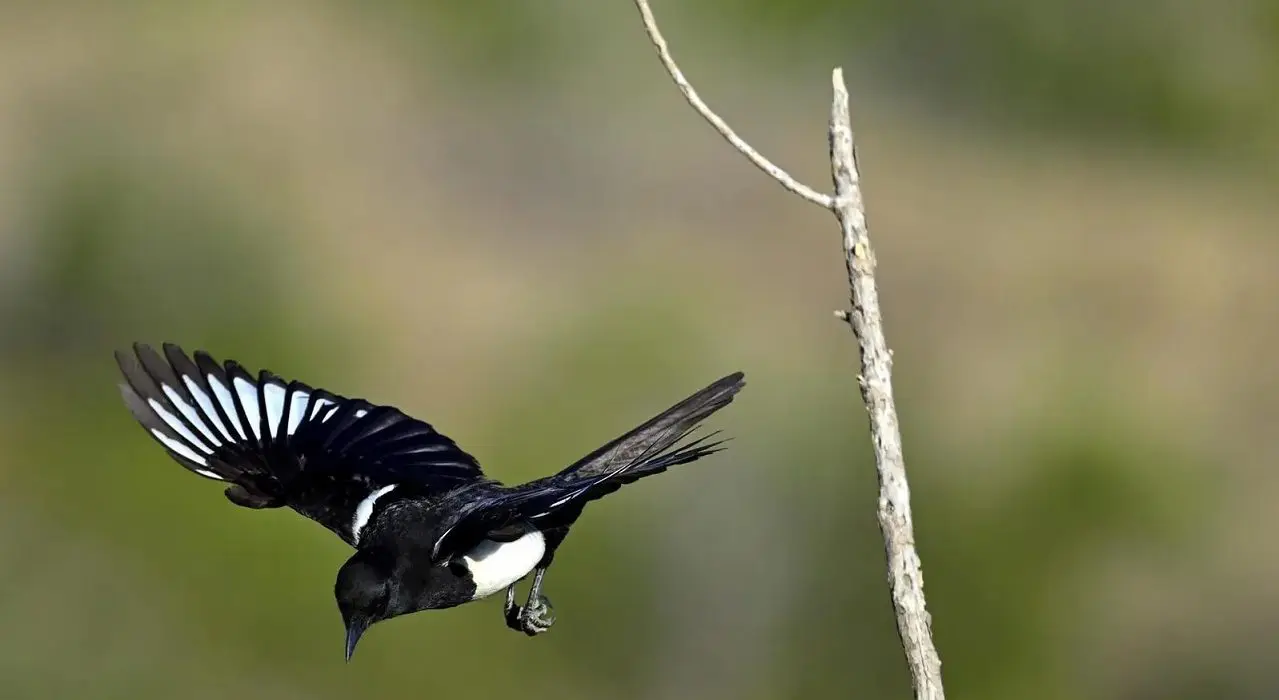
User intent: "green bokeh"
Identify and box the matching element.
[0,2,1262,698]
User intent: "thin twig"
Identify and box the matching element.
[631,0,834,209]
[829,68,945,700]
[629,2,946,698]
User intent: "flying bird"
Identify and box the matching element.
[113,343,745,660]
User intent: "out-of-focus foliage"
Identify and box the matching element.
[0,2,1274,699]
[712,0,1279,159]
[356,0,1279,158]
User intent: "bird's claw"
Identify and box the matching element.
[505,594,555,636]
[520,595,555,636]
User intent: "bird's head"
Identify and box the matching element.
[334,549,398,661]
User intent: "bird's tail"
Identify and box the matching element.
[430,371,745,562]
[548,370,746,483]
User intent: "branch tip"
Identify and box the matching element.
[631,0,834,209]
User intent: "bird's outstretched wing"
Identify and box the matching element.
[115,343,486,546]
[429,371,746,562]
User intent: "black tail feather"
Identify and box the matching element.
[552,371,745,482]
[429,372,746,562]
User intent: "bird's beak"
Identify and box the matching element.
[344,616,370,662]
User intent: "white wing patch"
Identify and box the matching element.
[183,376,233,442]
[138,372,359,477]
[207,374,247,440]
[124,346,386,491]
[351,484,398,544]
[462,530,546,600]
[286,390,311,436]
[263,382,286,439]
[233,376,262,440]
[310,397,334,419]
[150,428,211,468]
[147,399,214,455]
[161,384,222,448]
[122,344,424,520]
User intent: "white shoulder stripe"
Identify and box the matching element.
[351,484,398,545]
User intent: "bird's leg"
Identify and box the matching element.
[517,567,555,636]
[503,583,523,632]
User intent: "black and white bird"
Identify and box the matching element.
[114,343,744,660]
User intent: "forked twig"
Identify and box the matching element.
[631,0,834,209]
[630,2,946,698]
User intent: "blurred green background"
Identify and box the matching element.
[0,1,1275,698]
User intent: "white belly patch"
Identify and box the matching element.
[461,530,546,600]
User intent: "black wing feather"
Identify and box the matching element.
[116,342,486,546]
[164,345,242,447]
[189,351,242,441]
[117,346,222,478]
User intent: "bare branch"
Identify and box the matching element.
[631,0,834,209]
[629,3,946,698]
[829,67,946,700]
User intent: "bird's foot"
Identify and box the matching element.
[502,571,555,636]
[505,595,555,636]
[517,594,555,636]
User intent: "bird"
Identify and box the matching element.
[113,342,745,660]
